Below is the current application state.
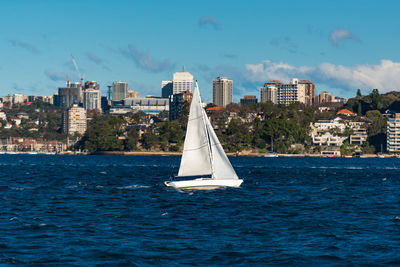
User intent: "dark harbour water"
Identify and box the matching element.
[1,155,400,266]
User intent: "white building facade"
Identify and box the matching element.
[63,104,87,135]
[387,113,400,152]
[83,89,101,111]
[260,85,278,103]
[173,71,193,95]
[112,81,128,101]
[213,77,233,107]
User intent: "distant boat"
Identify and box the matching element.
[164,82,243,189]
[265,137,278,157]
[378,144,385,158]
[344,155,352,158]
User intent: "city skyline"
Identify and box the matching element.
[1,0,400,102]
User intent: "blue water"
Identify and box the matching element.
[1,155,400,265]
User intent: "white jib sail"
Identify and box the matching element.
[204,109,239,180]
[177,83,212,177]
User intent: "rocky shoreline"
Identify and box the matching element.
[88,151,398,158]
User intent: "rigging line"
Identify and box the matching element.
[188,115,203,121]
[203,109,214,175]
[210,142,222,147]
[183,143,209,151]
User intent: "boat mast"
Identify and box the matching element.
[203,108,214,176]
[271,136,274,153]
[196,82,214,177]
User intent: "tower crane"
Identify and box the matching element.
[70,54,84,87]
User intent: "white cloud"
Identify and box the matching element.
[244,60,314,83]
[244,59,400,93]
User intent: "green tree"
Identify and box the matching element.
[356,89,362,98]
[79,115,125,152]
[125,128,139,151]
[141,130,158,151]
[365,110,386,152]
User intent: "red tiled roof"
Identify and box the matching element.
[337,109,354,115]
[206,106,223,112]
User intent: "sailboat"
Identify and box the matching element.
[378,143,385,158]
[164,82,243,189]
[264,136,278,157]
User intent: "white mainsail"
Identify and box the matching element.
[177,82,212,177]
[177,82,238,180]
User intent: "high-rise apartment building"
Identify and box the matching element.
[213,77,233,107]
[298,80,315,105]
[260,79,315,105]
[173,70,193,95]
[260,81,280,104]
[83,80,101,111]
[169,91,193,121]
[58,87,81,109]
[315,91,335,104]
[63,104,87,135]
[387,113,400,152]
[83,89,101,111]
[161,80,173,98]
[278,78,299,105]
[13,94,27,104]
[112,81,128,101]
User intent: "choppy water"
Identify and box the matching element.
[1,155,400,265]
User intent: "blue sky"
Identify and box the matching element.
[1,0,400,102]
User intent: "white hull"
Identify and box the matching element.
[165,178,243,189]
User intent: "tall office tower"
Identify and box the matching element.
[112,81,128,101]
[298,80,315,105]
[173,69,193,94]
[58,87,81,109]
[213,77,233,107]
[315,91,335,104]
[169,91,193,121]
[161,80,173,98]
[260,81,281,103]
[387,113,400,152]
[83,89,101,111]
[63,104,87,135]
[240,95,258,105]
